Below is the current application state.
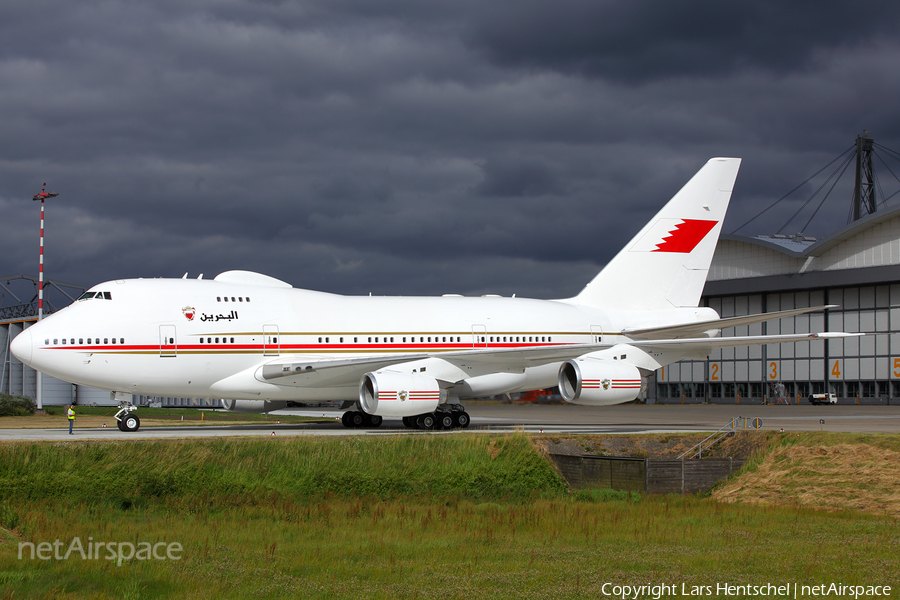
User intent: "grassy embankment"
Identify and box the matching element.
[0,434,898,599]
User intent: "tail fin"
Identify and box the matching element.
[570,157,741,310]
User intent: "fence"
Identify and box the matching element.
[548,454,746,495]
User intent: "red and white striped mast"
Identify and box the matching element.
[32,184,58,410]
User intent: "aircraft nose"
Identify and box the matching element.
[10,328,33,365]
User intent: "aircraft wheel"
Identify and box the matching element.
[455,412,471,429]
[401,416,412,428]
[368,415,383,428]
[417,414,435,430]
[341,412,352,428]
[117,419,126,431]
[437,414,453,430]
[349,412,365,428]
[122,414,140,432]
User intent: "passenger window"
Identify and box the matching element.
[44,339,49,345]
[224,297,228,302]
[200,338,204,344]
[120,338,124,344]
[238,297,243,302]
[169,338,174,344]
[246,297,251,302]
[326,337,330,343]
[216,337,220,343]
[207,338,211,343]
[217,297,221,302]
[231,297,235,302]
[111,338,116,344]
[273,337,277,344]
[62,339,66,345]
[230,337,234,343]
[86,339,91,345]
[318,337,322,343]
[340,337,344,343]
[54,339,58,345]
[354,337,358,343]
[79,338,83,344]
[104,338,109,344]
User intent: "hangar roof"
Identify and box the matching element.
[706,203,900,293]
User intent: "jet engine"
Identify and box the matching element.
[558,358,643,406]
[221,399,291,413]
[359,371,444,417]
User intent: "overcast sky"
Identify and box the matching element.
[2,1,900,300]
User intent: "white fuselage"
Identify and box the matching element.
[13,276,715,402]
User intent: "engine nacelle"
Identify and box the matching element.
[221,399,291,413]
[359,371,443,417]
[558,358,643,406]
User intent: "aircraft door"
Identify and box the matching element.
[263,325,280,356]
[591,325,603,344]
[472,325,487,349]
[160,325,177,357]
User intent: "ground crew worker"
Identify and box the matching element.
[67,405,75,435]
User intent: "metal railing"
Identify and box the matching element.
[677,417,762,460]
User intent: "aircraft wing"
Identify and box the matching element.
[622,305,838,340]
[258,344,604,386]
[627,331,861,352]
[257,331,860,387]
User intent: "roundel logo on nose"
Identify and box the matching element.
[183,306,196,321]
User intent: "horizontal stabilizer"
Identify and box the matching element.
[623,305,838,340]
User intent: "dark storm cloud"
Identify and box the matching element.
[464,1,900,82]
[1,1,900,298]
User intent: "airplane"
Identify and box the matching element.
[10,158,859,432]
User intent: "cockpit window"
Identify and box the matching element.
[77,291,112,300]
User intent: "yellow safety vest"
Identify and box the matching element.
[68,409,75,420]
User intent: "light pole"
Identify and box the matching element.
[32,184,58,410]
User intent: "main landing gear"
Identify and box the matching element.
[340,411,383,428]
[402,406,470,430]
[339,405,471,430]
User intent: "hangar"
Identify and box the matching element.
[654,134,900,404]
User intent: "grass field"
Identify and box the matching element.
[0,433,898,599]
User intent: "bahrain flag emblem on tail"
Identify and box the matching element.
[632,219,718,253]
